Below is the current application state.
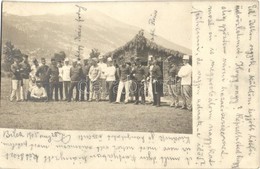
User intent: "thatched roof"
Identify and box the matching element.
[103,30,187,61]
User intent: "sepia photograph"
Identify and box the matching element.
[1,1,192,133]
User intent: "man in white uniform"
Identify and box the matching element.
[62,58,71,100]
[178,55,192,111]
[98,55,108,101]
[146,55,154,103]
[105,57,116,103]
[30,82,48,102]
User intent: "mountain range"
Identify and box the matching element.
[1,11,191,60]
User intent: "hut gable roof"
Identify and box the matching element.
[103,30,188,60]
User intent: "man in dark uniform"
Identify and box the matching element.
[132,58,147,105]
[151,60,163,107]
[80,57,91,101]
[20,55,31,101]
[47,58,59,101]
[68,59,83,102]
[36,58,50,100]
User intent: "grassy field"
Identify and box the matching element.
[0,77,192,134]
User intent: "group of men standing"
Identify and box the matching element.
[9,54,192,111]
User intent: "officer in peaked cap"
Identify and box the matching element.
[132,57,146,105]
[48,56,59,101]
[67,58,83,102]
[20,54,31,101]
[35,57,50,100]
[80,56,91,101]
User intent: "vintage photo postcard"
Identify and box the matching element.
[0,1,259,169]
[1,1,192,133]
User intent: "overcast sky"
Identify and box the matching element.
[3,1,191,49]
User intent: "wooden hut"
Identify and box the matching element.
[103,30,191,95]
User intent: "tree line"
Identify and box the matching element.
[1,41,101,76]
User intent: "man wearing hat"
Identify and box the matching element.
[30,58,39,81]
[132,58,147,105]
[105,57,116,103]
[167,61,181,108]
[61,58,71,100]
[80,57,91,101]
[68,59,83,102]
[127,60,135,102]
[98,55,108,101]
[10,57,22,102]
[20,54,31,101]
[47,58,60,101]
[89,57,101,102]
[115,58,131,104]
[57,60,64,101]
[151,60,163,107]
[146,55,154,104]
[178,55,192,110]
[29,58,39,95]
[36,57,50,100]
